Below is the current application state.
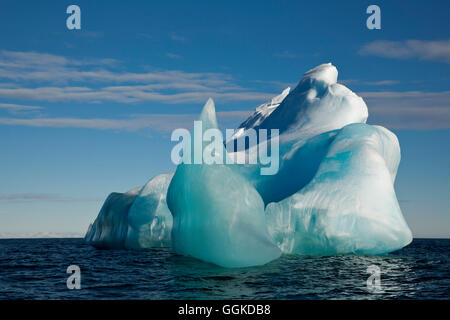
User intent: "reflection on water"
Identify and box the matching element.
[0,238,448,299]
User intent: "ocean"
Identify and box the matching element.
[0,238,448,300]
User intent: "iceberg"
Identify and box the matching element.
[85,62,412,267]
[229,63,369,205]
[85,187,141,249]
[265,123,412,254]
[85,173,173,249]
[167,99,281,268]
[125,173,174,249]
[229,87,290,142]
[249,63,367,140]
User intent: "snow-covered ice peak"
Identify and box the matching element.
[229,87,290,141]
[301,62,338,86]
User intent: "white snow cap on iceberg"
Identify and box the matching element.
[302,62,338,85]
[229,87,291,141]
[255,62,368,140]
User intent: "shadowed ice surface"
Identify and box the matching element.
[0,238,448,299]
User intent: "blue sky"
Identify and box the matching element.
[0,0,449,238]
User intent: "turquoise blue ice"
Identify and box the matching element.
[265,123,412,255]
[166,99,281,268]
[85,63,412,267]
[85,173,173,249]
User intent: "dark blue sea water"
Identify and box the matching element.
[0,238,448,300]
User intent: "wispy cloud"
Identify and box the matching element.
[0,50,117,69]
[0,110,253,132]
[339,79,400,86]
[0,87,273,104]
[365,80,400,86]
[80,31,104,38]
[359,40,450,64]
[0,102,42,115]
[137,33,154,40]
[166,53,182,59]
[1,51,447,131]
[360,91,450,100]
[170,33,188,42]
[274,51,298,59]
[0,193,102,202]
[0,89,448,131]
[361,91,450,130]
[0,50,275,104]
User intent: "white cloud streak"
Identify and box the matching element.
[361,91,450,130]
[166,53,182,59]
[359,40,450,64]
[170,33,188,42]
[0,102,42,112]
[0,110,252,132]
[0,51,448,131]
[1,89,449,131]
[0,193,102,202]
[339,79,400,86]
[0,86,273,104]
[0,50,274,104]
